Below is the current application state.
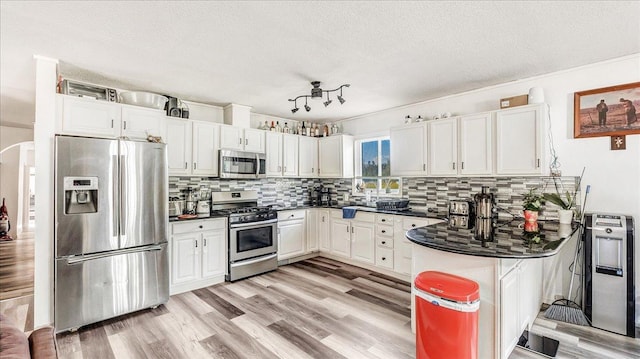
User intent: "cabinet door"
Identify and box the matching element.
[459,113,493,175]
[265,132,283,176]
[166,119,192,175]
[201,229,226,279]
[243,128,266,153]
[429,118,458,176]
[390,123,428,176]
[278,220,306,260]
[298,136,319,177]
[121,106,165,140]
[394,217,411,275]
[500,267,520,359]
[318,210,331,251]
[192,121,219,176]
[61,96,120,137]
[282,134,299,177]
[219,125,244,150]
[318,136,342,178]
[351,221,375,264]
[306,210,319,252]
[495,105,543,175]
[330,219,351,258]
[171,233,200,285]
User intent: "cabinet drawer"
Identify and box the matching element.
[402,217,431,230]
[172,218,226,234]
[376,214,394,224]
[376,224,393,238]
[376,236,393,249]
[376,247,394,269]
[278,210,306,221]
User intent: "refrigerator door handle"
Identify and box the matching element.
[66,244,165,265]
[112,154,119,237]
[119,152,127,237]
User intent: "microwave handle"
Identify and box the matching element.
[256,153,261,178]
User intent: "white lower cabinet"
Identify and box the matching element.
[395,217,434,275]
[375,214,395,269]
[330,218,352,258]
[328,210,375,264]
[317,209,331,251]
[170,218,227,295]
[351,220,375,264]
[277,210,306,260]
[306,209,319,252]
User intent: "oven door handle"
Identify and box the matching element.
[231,253,277,267]
[229,218,278,229]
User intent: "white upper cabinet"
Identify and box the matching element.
[60,95,121,137]
[59,95,165,140]
[390,123,428,176]
[282,134,299,177]
[495,104,545,175]
[219,125,266,153]
[298,136,319,178]
[318,135,354,178]
[121,106,166,140]
[428,118,458,176]
[244,128,266,153]
[459,113,493,175]
[265,132,283,176]
[166,119,219,176]
[192,121,219,176]
[166,119,192,175]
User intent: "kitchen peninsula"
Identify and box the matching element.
[407,219,580,359]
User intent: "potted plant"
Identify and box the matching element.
[522,187,544,222]
[543,168,584,224]
[543,191,575,224]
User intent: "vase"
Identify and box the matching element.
[558,209,574,224]
[523,210,539,222]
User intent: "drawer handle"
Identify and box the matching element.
[412,224,416,227]
[381,230,386,233]
[199,225,203,229]
[382,257,386,260]
[381,219,386,222]
[382,241,386,244]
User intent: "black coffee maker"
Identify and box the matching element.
[310,185,332,206]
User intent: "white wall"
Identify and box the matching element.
[0,125,34,237]
[340,54,640,323]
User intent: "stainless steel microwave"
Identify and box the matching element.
[219,150,266,179]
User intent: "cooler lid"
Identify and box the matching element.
[414,271,480,303]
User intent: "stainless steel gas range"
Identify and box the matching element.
[211,191,278,281]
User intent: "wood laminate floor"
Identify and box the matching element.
[0,231,34,300]
[25,256,640,359]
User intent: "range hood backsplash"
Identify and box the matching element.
[169,176,580,219]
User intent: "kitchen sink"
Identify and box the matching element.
[344,206,378,212]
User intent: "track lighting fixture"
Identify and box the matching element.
[324,92,332,107]
[288,81,350,113]
[304,98,311,112]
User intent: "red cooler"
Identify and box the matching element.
[414,271,480,359]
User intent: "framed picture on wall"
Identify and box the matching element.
[574,81,640,138]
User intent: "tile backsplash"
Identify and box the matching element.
[170,176,580,219]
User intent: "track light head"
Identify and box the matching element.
[291,107,299,113]
[324,99,332,107]
[304,104,311,112]
[337,95,346,104]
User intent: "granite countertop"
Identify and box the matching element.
[169,205,447,222]
[406,219,580,259]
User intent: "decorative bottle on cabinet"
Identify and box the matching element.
[0,198,12,240]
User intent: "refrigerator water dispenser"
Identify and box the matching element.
[64,177,98,214]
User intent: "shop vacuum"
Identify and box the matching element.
[584,213,636,337]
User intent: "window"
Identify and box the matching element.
[354,137,401,196]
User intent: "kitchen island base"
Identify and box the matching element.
[411,244,544,359]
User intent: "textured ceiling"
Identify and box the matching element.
[1,1,639,126]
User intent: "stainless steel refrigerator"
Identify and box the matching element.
[54,135,169,332]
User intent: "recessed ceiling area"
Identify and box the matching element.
[1,1,639,126]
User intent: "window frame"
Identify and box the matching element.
[353,136,401,197]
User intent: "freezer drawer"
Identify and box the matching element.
[55,244,169,332]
